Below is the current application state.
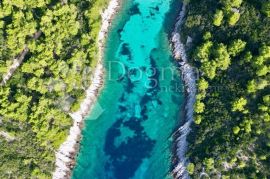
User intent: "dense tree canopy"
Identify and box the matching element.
[0,0,109,177]
[182,0,270,177]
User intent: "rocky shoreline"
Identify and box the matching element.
[52,0,121,178]
[171,2,197,179]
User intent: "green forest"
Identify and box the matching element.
[182,0,270,178]
[0,0,108,177]
[0,0,269,178]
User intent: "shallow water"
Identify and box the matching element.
[72,0,183,178]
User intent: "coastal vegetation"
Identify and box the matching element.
[0,0,108,177]
[181,0,270,177]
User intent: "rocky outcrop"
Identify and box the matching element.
[52,1,121,178]
[171,3,196,179]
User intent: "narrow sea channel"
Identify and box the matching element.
[73,0,183,178]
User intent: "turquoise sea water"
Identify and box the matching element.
[73,0,183,178]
